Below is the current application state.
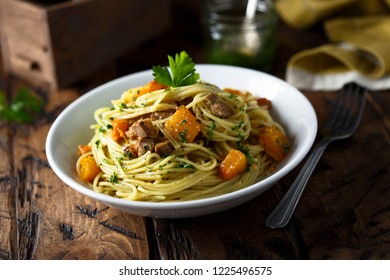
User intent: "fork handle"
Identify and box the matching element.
[265,138,331,228]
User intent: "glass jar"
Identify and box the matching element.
[202,0,278,72]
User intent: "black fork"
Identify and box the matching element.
[265,83,367,228]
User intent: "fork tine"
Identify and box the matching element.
[326,83,366,133]
[344,84,358,126]
[348,84,367,133]
[334,83,353,129]
[325,85,345,129]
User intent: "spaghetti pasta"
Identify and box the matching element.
[76,81,289,202]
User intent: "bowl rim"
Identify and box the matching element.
[45,64,318,211]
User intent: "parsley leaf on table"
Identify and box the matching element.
[0,88,44,123]
[152,51,200,87]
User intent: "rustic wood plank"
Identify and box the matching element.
[47,0,171,88]
[0,0,171,89]
[0,49,13,259]
[153,185,306,260]
[0,0,53,87]
[3,74,151,259]
[0,122,13,260]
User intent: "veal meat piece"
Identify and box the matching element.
[205,93,233,118]
[128,118,158,138]
[135,137,155,156]
[154,140,173,157]
[149,109,175,121]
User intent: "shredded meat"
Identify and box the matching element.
[128,118,157,138]
[135,137,155,156]
[205,93,233,118]
[154,140,173,157]
[149,110,175,121]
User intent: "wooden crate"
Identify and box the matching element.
[0,0,171,89]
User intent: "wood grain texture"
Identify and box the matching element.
[0,75,151,259]
[154,185,306,260]
[0,121,12,260]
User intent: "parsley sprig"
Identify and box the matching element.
[152,51,200,87]
[0,88,44,123]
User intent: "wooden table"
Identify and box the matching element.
[1,4,390,260]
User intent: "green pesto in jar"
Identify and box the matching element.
[203,2,278,72]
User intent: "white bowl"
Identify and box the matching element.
[45,65,317,218]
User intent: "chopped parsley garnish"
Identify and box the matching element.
[109,173,119,184]
[206,121,216,145]
[229,94,238,100]
[152,51,200,87]
[232,121,243,131]
[119,102,127,111]
[116,157,123,167]
[237,142,254,165]
[99,123,112,133]
[177,162,195,169]
[178,128,188,143]
[123,149,134,159]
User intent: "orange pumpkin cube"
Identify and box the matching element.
[164,106,200,143]
[112,119,129,142]
[257,97,272,110]
[258,125,289,162]
[78,144,91,155]
[218,149,247,180]
[78,155,101,183]
[137,80,168,96]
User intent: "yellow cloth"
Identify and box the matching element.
[276,0,390,29]
[276,0,390,90]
